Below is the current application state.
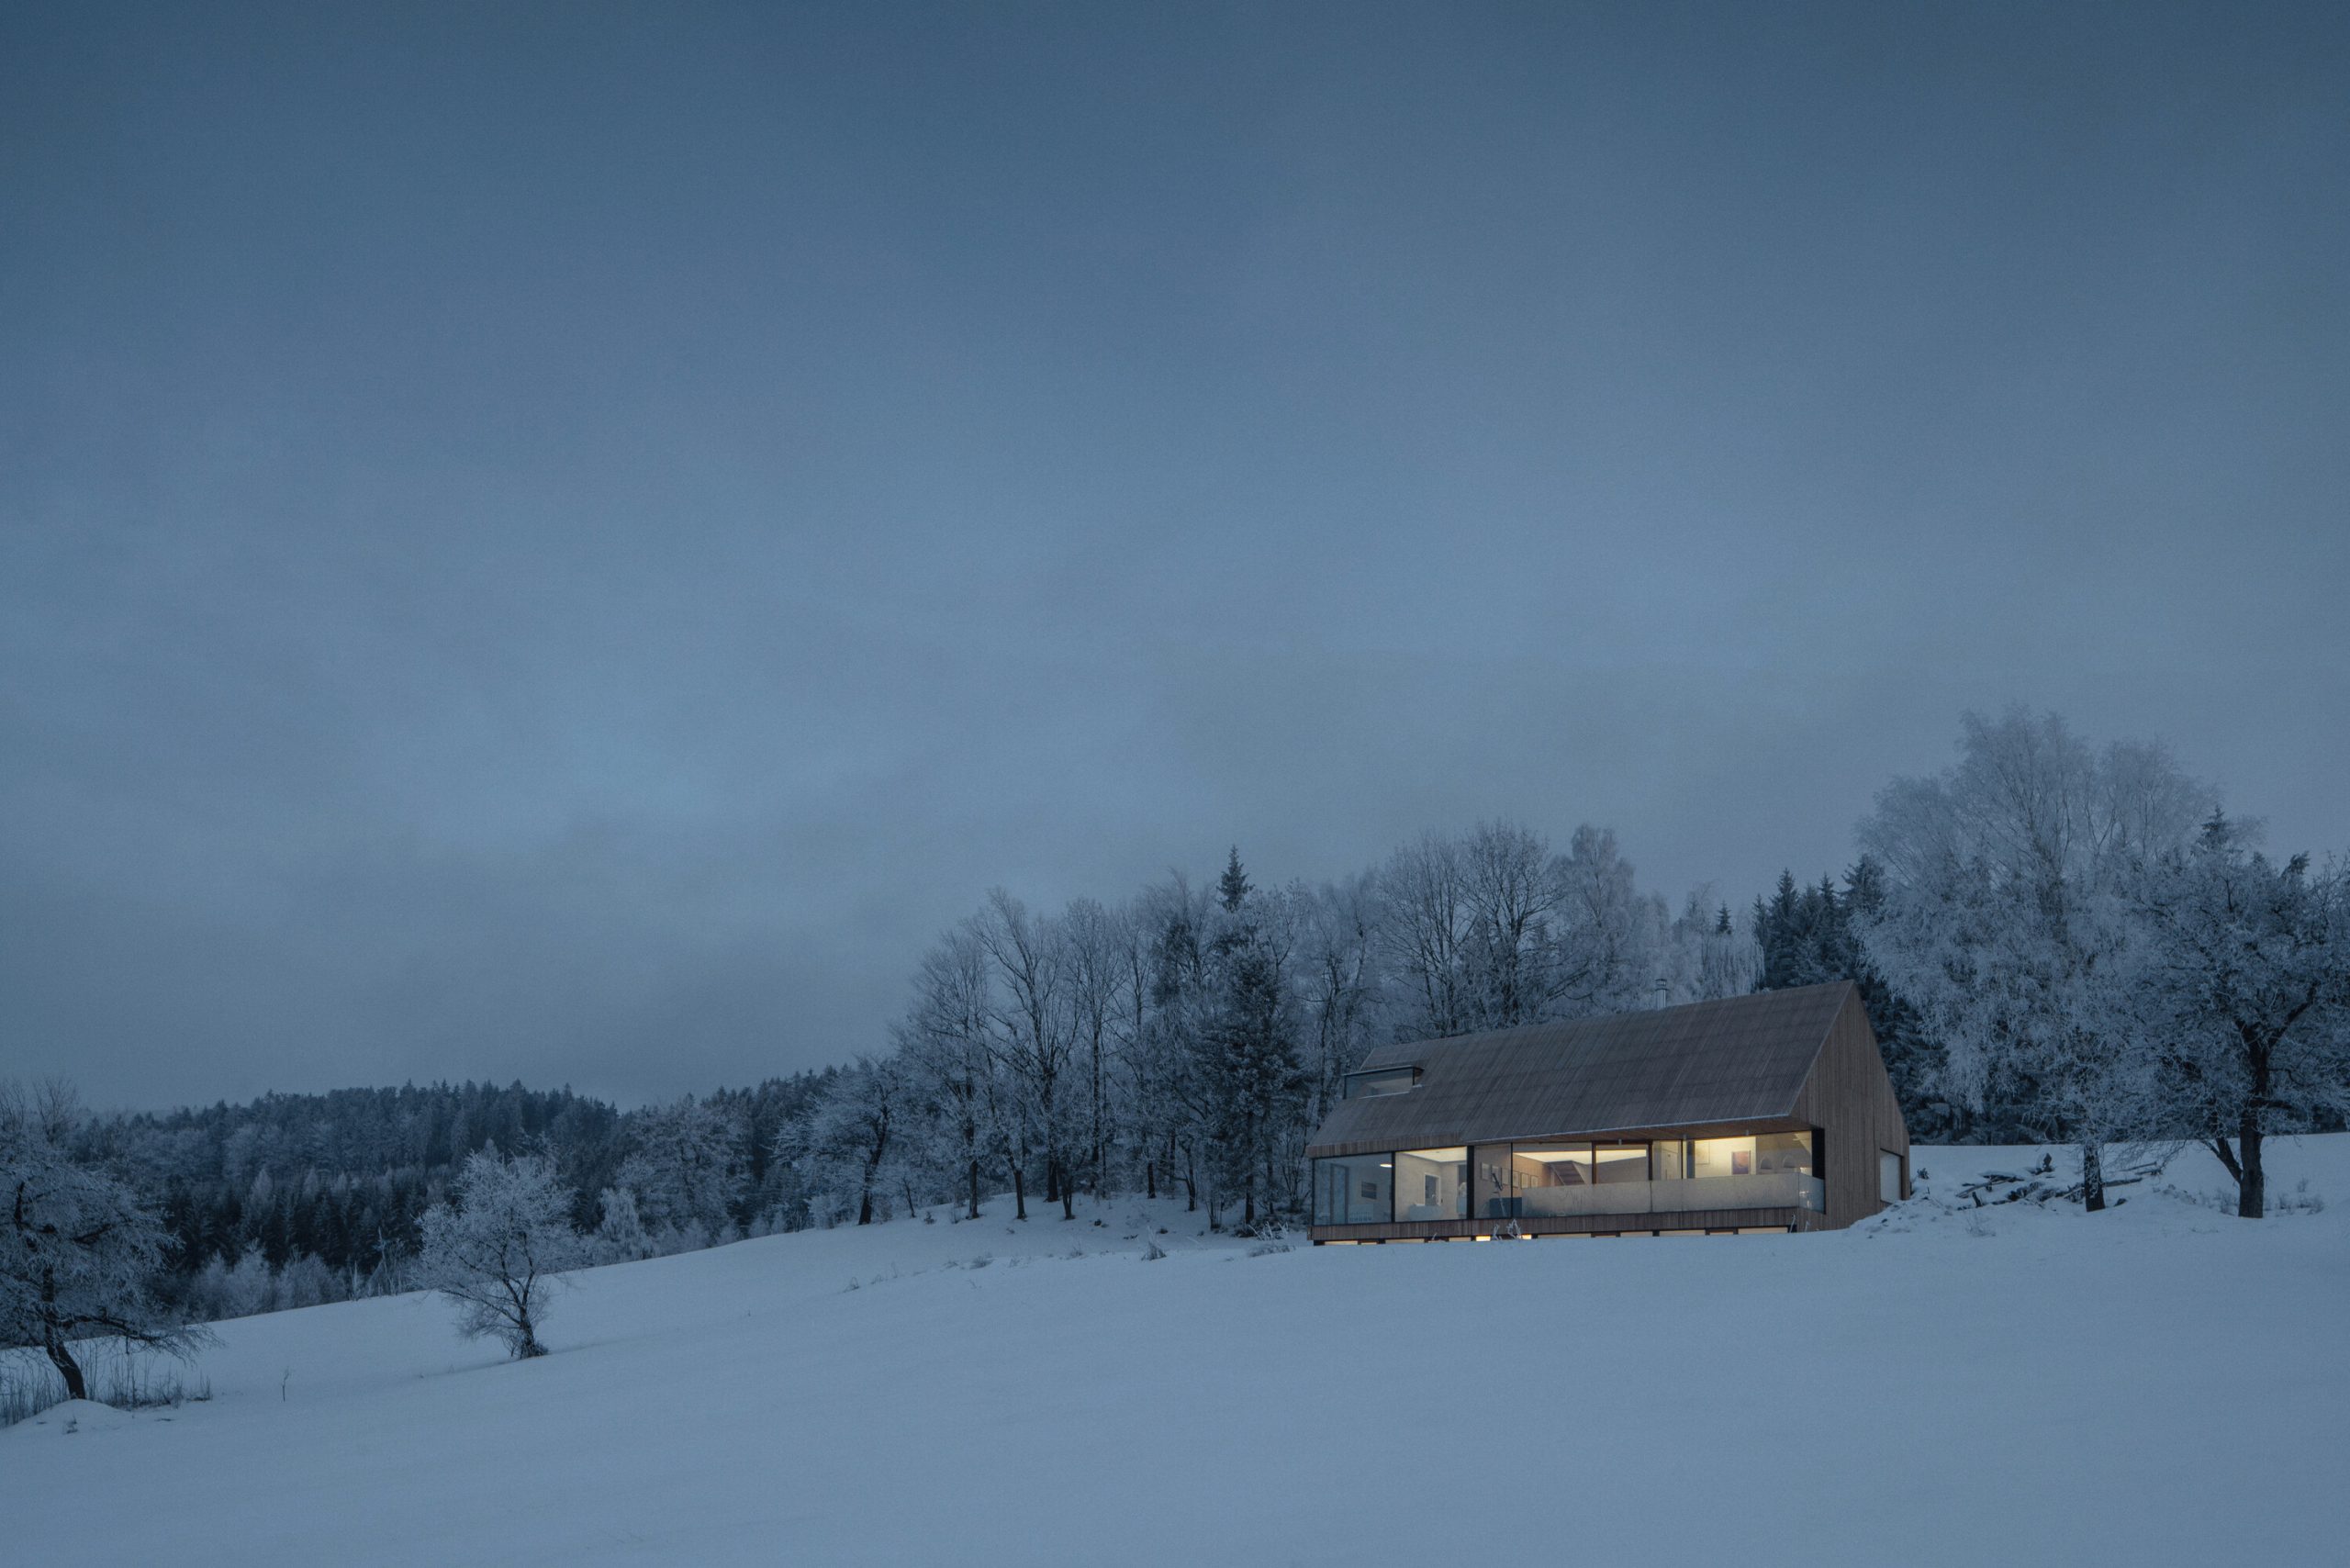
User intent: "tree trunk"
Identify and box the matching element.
[2238,1035,2275,1218]
[1011,1163,1026,1222]
[1060,1161,1075,1221]
[2079,1140,2105,1213]
[43,1333,87,1402]
[1145,1158,1157,1201]
[2208,1133,2244,1189]
[966,1158,981,1221]
[2237,1108,2266,1219]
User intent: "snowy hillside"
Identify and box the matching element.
[7,1139,2346,1567]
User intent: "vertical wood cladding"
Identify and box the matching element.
[1789,988,1911,1227]
[1306,983,1915,1238]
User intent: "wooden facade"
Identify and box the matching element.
[1306,982,1909,1242]
[1790,984,1913,1227]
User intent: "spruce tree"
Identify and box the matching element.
[1217,846,1251,913]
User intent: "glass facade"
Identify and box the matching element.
[1688,1131,1812,1181]
[1313,1152,1393,1226]
[1392,1147,1469,1221]
[1315,1129,1824,1228]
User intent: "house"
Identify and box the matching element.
[1305,980,1909,1241]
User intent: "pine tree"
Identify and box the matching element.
[1218,846,1252,914]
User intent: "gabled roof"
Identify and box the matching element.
[1304,981,1857,1157]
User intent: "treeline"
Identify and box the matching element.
[782,823,1764,1233]
[783,711,2346,1229]
[59,1076,835,1323]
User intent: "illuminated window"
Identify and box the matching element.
[1392,1147,1469,1222]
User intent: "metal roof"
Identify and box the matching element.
[1304,981,1856,1157]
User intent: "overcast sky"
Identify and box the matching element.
[5,3,2344,1112]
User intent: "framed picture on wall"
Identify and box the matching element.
[1730,1149,1752,1176]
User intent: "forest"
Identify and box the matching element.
[8,709,2347,1349]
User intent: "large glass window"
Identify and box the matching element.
[1690,1131,1812,1181]
[1313,1154,1393,1226]
[1512,1143,1613,1218]
[1319,1130,1826,1226]
[1472,1146,1520,1219]
[1594,1144,1648,1183]
[1392,1147,1469,1221]
[1519,1143,1592,1188]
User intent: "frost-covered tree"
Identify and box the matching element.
[591,1185,656,1261]
[1379,831,1474,1038]
[2130,815,2350,1216]
[1061,896,1128,1202]
[1380,821,1663,1039]
[970,889,1076,1220]
[415,1148,583,1360]
[1,1082,207,1401]
[1138,873,1218,1209]
[780,1056,905,1227]
[1200,868,1307,1228]
[1658,890,1762,1003]
[1752,857,1948,1137]
[1855,709,2209,1206]
[613,1096,746,1247]
[201,1245,276,1320]
[1551,825,1662,1016]
[1459,819,1565,1026]
[1295,872,1384,1135]
[898,928,1004,1220]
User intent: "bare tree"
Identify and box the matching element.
[1060,896,1125,1202]
[898,928,1001,1220]
[1296,872,1384,1127]
[1,1082,207,1402]
[970,889,1075,1219]
[2131,815,2350,1216]
[1460,819,1561,1027]
[1379,832,1473,1038]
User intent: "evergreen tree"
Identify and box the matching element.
[1751,857,1952,1139]
[1218,846,1252,914]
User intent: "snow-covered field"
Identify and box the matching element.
[6,1139,2344,1566]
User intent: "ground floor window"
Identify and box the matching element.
[1393,1147,1469,1221]
[1315,1129,1825,1226]
[1685,1131,1813,1180]
[1313,1154,1393,1226]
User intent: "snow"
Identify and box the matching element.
[3,1398,138,1439]
[6,1138,2346,1566]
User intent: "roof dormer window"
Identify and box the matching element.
[1342,1065,1422,1100]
